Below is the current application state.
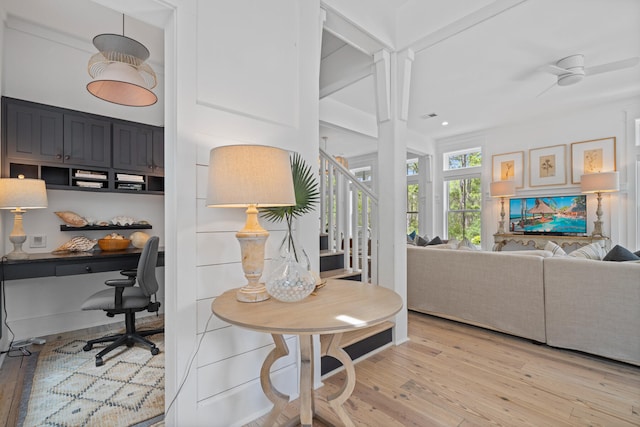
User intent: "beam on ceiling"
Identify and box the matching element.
[401,0,528,54]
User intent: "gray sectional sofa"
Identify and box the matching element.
[407,245,640,366]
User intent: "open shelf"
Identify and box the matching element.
[60,224,152,231]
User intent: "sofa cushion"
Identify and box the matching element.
[544,241,567,256]
[569,242,606,260]
[603,245,640,262]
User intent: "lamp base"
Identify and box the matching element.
[7,212,28,260]
[236,284,270,303]
[591,220,604,238]
[235,204,270,302]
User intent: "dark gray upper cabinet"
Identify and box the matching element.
[64,113,111,167]
[5,98,110,168]
[113,122,163,174]
[2,97,164,194]
[152,127,164,174]
[5,99,64,163]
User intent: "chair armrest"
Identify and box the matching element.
[105,278,136,287]
[119,269,138,278]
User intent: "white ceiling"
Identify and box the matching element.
[321,0,640,156]
[3,0,639,159]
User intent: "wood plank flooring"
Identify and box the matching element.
[247,311,640,426]
[1,311,638,426]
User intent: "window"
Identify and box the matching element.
[406,159,419,234]
[443,148,482,170]
[443,148,482,245]
[352,166,372,185]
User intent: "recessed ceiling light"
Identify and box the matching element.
[441,121,449,126]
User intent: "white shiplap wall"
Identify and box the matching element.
[162,1,322,425]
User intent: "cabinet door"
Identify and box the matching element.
[64,113,111,167]
[5,100,64,163]
[112,122,153,172]
[152,127,164,175]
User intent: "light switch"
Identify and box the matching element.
[30,234,46,248]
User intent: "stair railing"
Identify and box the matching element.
[319,148,379,284]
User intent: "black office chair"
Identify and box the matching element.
[81,236,164,366]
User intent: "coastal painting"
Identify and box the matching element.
[509,195,587,234]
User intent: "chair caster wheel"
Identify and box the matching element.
[83,344,93,351]
[126,341,134,348]
[95,357,104,367]
[151,347,160,356]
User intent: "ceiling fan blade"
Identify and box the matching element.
[536,81,557,98]
[544,64,570,76]
[585,57,640,76]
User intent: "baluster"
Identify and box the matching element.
[361,194,369,283]
[351,188,359,271]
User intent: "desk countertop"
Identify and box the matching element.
[2,247,165,280]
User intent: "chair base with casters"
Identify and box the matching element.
[83,308,164,367]
[81,236,163,367]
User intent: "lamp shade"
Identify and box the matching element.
[87,33,158,107]
[490,180,516,198]
[0,177,48,209]
[206,145,296,208]
[581,171,620,194]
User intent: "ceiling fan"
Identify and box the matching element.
[537,54,640,97]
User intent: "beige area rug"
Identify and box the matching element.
[19,317,164,427]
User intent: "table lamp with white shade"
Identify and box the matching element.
[581,171,619,237]
[490,180,516,234]
[206,145,296,302]
[0,175,48,260]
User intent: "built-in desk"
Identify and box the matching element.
[1,248,165,280]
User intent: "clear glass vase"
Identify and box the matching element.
[266,219,316,302]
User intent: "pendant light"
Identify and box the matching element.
[87,15,158,107]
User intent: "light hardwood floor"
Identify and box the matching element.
[248,311,640,426]
[1,312,638,426]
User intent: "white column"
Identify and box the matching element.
[374,48,413,344]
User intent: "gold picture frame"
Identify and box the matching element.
[529,144,566,187]
[492,151,524,189]
[570,137,616,184]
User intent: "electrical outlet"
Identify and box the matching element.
[30,234,47,248]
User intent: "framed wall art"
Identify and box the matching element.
[492,151,524,189]
[570,137,616,184]
[529,144,566,187]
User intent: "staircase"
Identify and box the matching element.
[318,149,395,376]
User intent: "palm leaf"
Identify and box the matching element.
[260,152,319,223]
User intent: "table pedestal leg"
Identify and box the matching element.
[262,334,290,427]
[321,333,356,427]
[299,335,314,426]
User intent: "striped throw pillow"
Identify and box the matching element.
[544,241,567,256]
[569,242,606,260]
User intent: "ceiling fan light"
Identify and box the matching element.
[558,72,584,86]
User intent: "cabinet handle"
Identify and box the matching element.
[64,155,71,160]
[56,154,62,159]
[85,266,92,273]
[148,165,153,169]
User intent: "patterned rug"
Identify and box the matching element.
[19,318,165,427]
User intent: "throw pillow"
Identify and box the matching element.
[407,235,415,244]
[544,241,567,257]
[635,250,640,257]
[569,242,606,260]
[427,236,443,246]
[457,238,478,250]
[603,245,640,262]
[408,230,417,241]
[414,235,429,246]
